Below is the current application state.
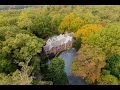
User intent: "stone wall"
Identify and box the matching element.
[49,40,73,55]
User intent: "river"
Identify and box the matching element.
[59,48,86,85]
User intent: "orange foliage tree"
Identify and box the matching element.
[71,44,106,84]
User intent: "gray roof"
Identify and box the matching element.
[44,33,73,52]
[51,41,60,47]
[51,38,67,47]
[43,45,49,51]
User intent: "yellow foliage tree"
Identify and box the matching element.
[74,24,103,43]
[58,13,84,33]
[17,11,33,30]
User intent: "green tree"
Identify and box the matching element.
[0,54,17,74]
[106,55,120,78]
[30,55,41,76]
[2,33,45,62]
[0,26,19,41]
[97,74,119,85]
[17,11,33,30]
[73,37,81,51]
[31,15,54,39]
[0,14,18,27]
[88,22,120,57]
[50,13,64,34]
[0,62,33,85]
[101,69,110,75]
[47,57,68,85]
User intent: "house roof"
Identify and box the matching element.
[43,33,73,52]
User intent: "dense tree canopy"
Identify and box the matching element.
[0,62,33,85]
[71,44,106,84]
[105,55,120,78]
[0,5,120,85]
[88,23,120,57]
[97,74,119,85]
[47,57,68,85]
[74,24,103,43]
[58,13,84,33]
[1,33,45,61]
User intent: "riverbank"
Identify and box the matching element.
[59,48,86,85]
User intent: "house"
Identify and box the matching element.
[43,32,74,55]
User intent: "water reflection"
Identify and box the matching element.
[59,48,86,85]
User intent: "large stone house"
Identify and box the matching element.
[43,32,74,55]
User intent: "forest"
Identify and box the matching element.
[0,5,120,85]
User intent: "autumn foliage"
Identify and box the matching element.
[0,5,120,85]
[88,23,120,57]
[74,24,103,43]
[71,44,106,84]
[58,13,84,33]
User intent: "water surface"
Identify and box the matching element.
[59,48,86,85]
